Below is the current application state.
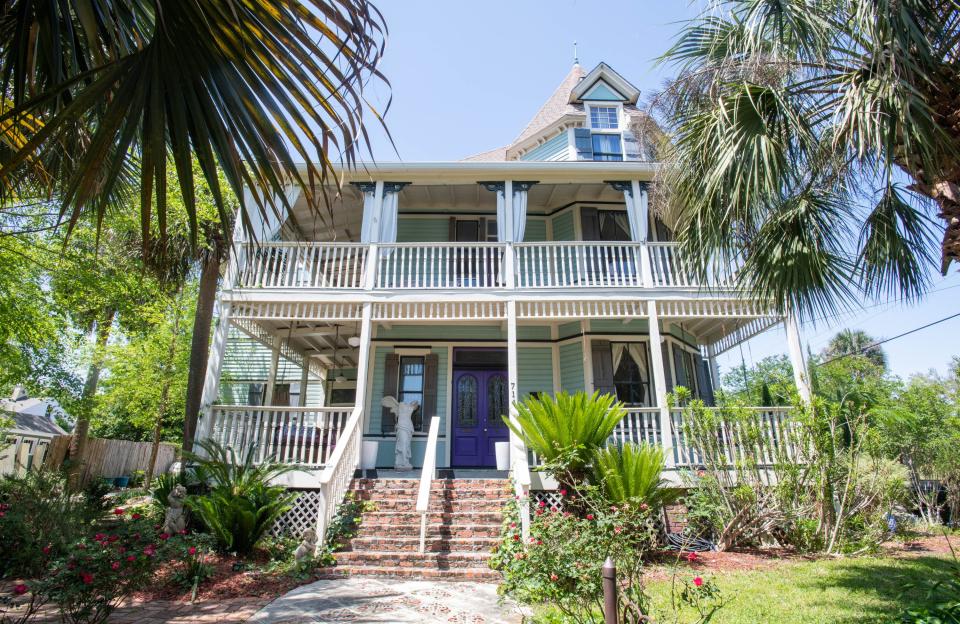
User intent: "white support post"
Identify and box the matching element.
[196,301,233,446]
[506,300,521,453]
[504,180,516,289]
[263,337,282,406]
[785,312,813,403]
[298,361,309,407]
[632,180,655,288]
[352,303,375,445]
[647,300,674,467]
[360,181,385,290]
[706,345,721,391]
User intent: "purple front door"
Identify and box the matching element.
[452,369,510,467]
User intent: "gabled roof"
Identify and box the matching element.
[569,62,640,104]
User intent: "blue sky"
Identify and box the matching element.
[362,0,960,380]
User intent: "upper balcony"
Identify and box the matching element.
[231,166,741,297]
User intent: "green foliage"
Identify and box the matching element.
[324,492,377,552]
[168,533,216,602]
[720,354,796,406]
[506,392,626,479]
[901,538,960,623]
[591,443,679,510]
[0,469,101,578]
[185,440,296,555]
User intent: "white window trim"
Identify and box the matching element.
[585,101,624,132]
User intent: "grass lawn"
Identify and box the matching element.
[643,555,955,624]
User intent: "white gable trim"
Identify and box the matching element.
[581,80,627,102]
[569,62,640,104]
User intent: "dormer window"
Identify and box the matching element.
[589,106,619,130]
[591,134,623,161]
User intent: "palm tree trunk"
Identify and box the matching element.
[146,294,185,485]
[182,252,221,453]
[69,308,116,489]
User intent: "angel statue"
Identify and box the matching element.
[381,395,419,471]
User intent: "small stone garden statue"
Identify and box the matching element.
[294,528,318,562]
[381,396,419,471]
[163,484,188,535]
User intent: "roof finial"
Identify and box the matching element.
[573,41,579,66]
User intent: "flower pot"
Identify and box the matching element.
[495,441,510,471]
[114,476,130,488]
[361,441,379,470]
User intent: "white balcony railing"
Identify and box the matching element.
[237,243,367,289]
[670,406,796,467]
[231,241,739,292]
[206,406,353,466]
[375,242,506,289]
[610,407,663,447]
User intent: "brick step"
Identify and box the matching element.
[354,522,502,540]
[333,550,490,570]
[352,488,510,502]
[346,536,499,553]
[351,478,509,491]
[356,498,506,512]
[358,510,503,527]
[321,564,500,581]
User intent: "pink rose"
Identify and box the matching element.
[559,489,567,496]
[188,546,197,555]
[550,573,558,581]
[586,514,595,520]
[693,577,703,587]
[12,584,28,596]
[159,533,170,541]
[111,561,121,570]
[80,572,94,585]
[113,508,125,516]
[127,555,136,562]
[143,545,156,557]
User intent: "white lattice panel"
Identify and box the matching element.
[271,489,323,538]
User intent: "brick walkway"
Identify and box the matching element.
[5,597,270,623]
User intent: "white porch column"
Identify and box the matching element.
[503,181,516,289]
[196,300,232,444]
[298,361,310,407]
[647,300,674,467]
[785,312,813,403]
[359,181,384,290]
[263,336,283,406]
[352,303,375,449]
[506,300,523,462]
[633,181,655,287]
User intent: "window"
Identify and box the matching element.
[590,106,619,129]
[612,343,652,406]
[246,383,265,405]
[328,387,356,406]
[398,356,425,430]
[591,133,623,161]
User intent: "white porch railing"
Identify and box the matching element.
[237,242,368,289]
[416,416,441,553]
[206,406,353,466]
[514,242,644,288]
[610,407,663,447]
[231,241,743,292]
[670,407,796,467]
[314,405,365,546]
[375,242,506,289]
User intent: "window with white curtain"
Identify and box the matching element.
[611,342,653,406]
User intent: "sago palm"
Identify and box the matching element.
[658,0,958,319]
[0,0,388,248]
[505,391,626,478]
[592,443,678,510]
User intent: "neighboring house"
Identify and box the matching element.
[195,62,808,540]
[1,386,69,475]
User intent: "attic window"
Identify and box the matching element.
[589,106,619,130]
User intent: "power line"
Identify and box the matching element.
[819,311,960,366]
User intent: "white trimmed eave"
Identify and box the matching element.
[299,160,659,186]
[505,115,582,160]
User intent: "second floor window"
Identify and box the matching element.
[591,133,623,161]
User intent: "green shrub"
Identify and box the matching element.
[506,391,625,482]
[591,443,678,510]
[0,470,101,578]
[185,440,295,555]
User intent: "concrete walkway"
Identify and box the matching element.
[247,578,523,624]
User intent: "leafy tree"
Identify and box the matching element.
[824,329,888,370]
[721,354,796,406]
[658,0,955,320]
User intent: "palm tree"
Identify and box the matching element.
[657,0,956,319]
[823,329,888,370]
[0,0,388,248]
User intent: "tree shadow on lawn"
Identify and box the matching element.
[794,556,955,624]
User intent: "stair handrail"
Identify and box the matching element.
[314,404,364,549]
[416,416,441,553]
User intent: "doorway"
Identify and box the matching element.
[450,348,509,467]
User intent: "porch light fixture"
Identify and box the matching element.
[348,336,361,347]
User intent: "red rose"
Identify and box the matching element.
[512,534,520,541]
[127,555,136,562]
[94,533,106,541]
[188,546,197,555]
[551,507,558,513]
[535,509,543,515]
[131,513,142,520]
[12,584,28,596]
[159,533,170,541]
[640,503,649,511]
[687,552,698,563]
[559,489,567,496]
[614,526,623,534]
[113,508,125,515]
[42,545,52,555]
[108,535,119,543]
[111,561,121,570]
[80,572,94,585]
[693,577,703,587]
[550,573,558,582]
[510,522,516,528]
[586,514,595,520]
[538,500,546,508]
[143,545,156,557]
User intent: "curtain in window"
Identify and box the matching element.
[512,188,527,243]
[359,187,377,243]
[495,188,508,242]
[599,211,631,241]
[628,343,649,384]
[612,343,627,372]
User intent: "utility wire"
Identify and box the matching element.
[818,311,960,366]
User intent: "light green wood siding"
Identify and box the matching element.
[367,346,448,438]
[518,325,551,341]
[590,319,650,334]
[518,347,554,398]
[669,325,700,347]
[219,329,306,404]
[376,325,506,341]
[558,321,581,339]
[397,217,449,243]
[520,132,571,161]
[552,210,575,241]
[559,342,585,393]
[524,218,547,242]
